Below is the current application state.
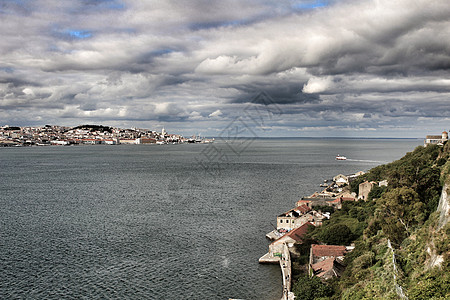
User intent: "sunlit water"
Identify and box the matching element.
[0,138,421,299]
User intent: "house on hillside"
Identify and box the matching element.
[277,205,311,230]
[310,244,348,264]
[354,171,365,177]
[337,192,356,202]
[309,244,351,279]
[310,257,346,280]
[348,171,365,183]
[358,181,374,200]
[378,180,388,187]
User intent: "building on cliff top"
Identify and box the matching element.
[424,131,448,146]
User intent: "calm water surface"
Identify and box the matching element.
[0,138,421,299]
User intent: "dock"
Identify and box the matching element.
[259,243,295,300]
[266,229,284,240]
[258,252,280,264]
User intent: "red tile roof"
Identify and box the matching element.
[311,257,335,277]
[311,244,347,257]
[329,198,341,203]
[285,222,315,242]
[271,222,315,245]
[280,204,312,217]
[340,197,356,201]
[295,204,311,214]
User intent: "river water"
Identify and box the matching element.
[0,138,421,299]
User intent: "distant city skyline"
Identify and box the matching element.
[1,0,449,138]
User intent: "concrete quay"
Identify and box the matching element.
[259,243,294,300]
[258,252,280,264]
[266,229,284,240]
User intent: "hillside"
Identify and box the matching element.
[292,142,450,299]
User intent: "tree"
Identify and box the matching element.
[379,187,425,243]
[367,185,386,200]
[408,270,450,300]
[319,224,353,245]
[350,176,366,194]
[292,275,333,300]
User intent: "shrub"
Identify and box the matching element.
[292,275,333,300]
[319,224,353,245]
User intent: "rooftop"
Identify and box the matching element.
[285,222,315,242]
[311,244,347,258]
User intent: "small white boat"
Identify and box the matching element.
[336,154,347,160]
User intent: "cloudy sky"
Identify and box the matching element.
[1,0,449,137]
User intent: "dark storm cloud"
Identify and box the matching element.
[0,77,40,88]
[229,82,321,105]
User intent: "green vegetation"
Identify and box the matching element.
[292,275,333,300]
[367,184,386,200]
[309,200,375,244]
[350,176,366,194]
[313,205,336,214]
[292,142,450,299]
[71,124,113,133]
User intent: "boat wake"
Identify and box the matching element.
[346,158,387,163]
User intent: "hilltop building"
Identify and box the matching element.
[424,131,448,146]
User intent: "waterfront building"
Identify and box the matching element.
[119,139,138,144]
[296,197,342,210]
[333,174,349,186]
[137,138,157,144]
[277,205,311,230]
[81,138,102,145]
[104,139,118,145]
[50,140,70,146]
[0,125,193,147]
[270,223,315,254]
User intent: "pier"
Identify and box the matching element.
[259,243,295,300]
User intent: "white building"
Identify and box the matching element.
[424,131,448,146]
[333,174,349,186]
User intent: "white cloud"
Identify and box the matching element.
[22,88,34,96]
[302,77,333,94]
[209,109,223,117]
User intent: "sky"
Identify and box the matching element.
[1,0,449,138]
